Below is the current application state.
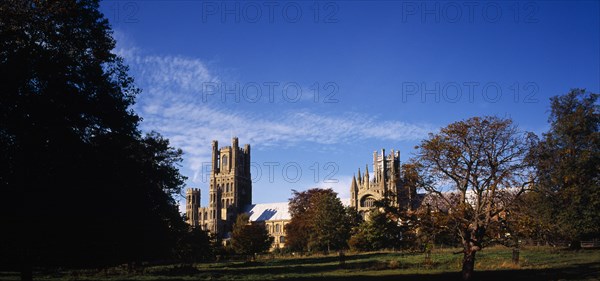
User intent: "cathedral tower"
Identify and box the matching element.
[186,188,200,227]
[206,137,252,237]
[350,149,403,217]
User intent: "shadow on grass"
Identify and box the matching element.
[262,252,399,266]
[191,253,397,271]
[9,251,598,281]
[4,261,599,281]
[183,259,599,281]
[281,261,600,281]
[150,264,200,276]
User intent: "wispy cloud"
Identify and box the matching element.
[137,102,432,181]
[114,35,433,184]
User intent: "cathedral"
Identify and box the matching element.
[186,137,289,249]
[350,149,416,218]
[186,138,415,249]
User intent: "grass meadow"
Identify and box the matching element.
[2,246,599,280]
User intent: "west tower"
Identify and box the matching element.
[206,137,252,237]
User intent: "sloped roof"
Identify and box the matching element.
[243,198,351,222]
[243,202,290,221]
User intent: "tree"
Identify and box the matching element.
[177,226,215,263]
[285,189,323,252]
[413,199,458,250]
[348,189,410,252]
[230,214,273,258]
[312,191,353,252]
[531,89,600,245]
[348,208,402,251]
[286,188,352,252]
[0,0,188,277]
[487,192,550,264]
[400,162,421,211]
[416,116,535,280]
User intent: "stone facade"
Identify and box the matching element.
[350,149,416,218]
[186,141,417,249]
[186,137,290,249]
[241,201,291,249]
[264,220,288,249]
[186,137,251,236]
[186,188,201,227]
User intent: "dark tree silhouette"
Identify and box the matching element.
[177,226,215,263]
[0,0,188,278]
[230,214,273,258]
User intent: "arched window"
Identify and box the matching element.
[275,224,281,233]
[226,183,230,193]
[280,236,285,243]
[221,199,225,207]
[204,212,207,220]
[360,196,376,208]
[222,155,228,168]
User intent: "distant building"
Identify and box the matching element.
[242,202,290,249]
[350,149,417,218]
[186,137,289,249]
[186,139,417,249]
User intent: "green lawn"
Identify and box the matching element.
[3,247,599,280]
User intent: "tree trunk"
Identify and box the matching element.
[338,251,345,268]
[512,248,520,264]
[461,250,476,281]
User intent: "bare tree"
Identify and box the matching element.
[416,116,535,280]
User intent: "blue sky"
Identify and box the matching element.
[99,1,599,211]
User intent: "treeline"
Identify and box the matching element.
[0,0,274,276]
[278,89,598,280]
[0,0,213,279]
[1,1,598,281]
